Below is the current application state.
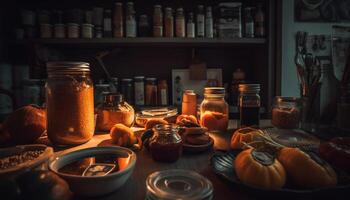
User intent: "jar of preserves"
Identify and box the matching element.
[46,62,94,145]
[145,78,157,106]
[200,87,229,132]
[96,93,135,132]
[238,84,260,127]
[272,97,301,129]
[149,124,183,162]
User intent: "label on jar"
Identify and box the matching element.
[126,19,136,37]
[135,82,145,105]
[160,89,167,105]
[196,14,205,37]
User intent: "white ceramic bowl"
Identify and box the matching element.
[49,146,136,197]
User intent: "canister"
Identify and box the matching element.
[54,24,66,38]
[82,24,94,38]
[67,23,80,38]
[40,23,52,38]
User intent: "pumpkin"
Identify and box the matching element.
[230,127,261,149]
[234,148,286,189]
[176,115,198,124]
[3,105,46,144]
[278,147,337,188]
[319,137,350,172]
[110,123,137,147]
[145,119,168,130]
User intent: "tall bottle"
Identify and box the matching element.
[186,12,195,38]
[103,9,112,37]
[164,7,174,37]
[153,5,163,37]
[196,5,205,38]
[205,6,213,38]
[244,7,254,38]
[175,8,185,38]
[255,3,265,38]
[126,2,136,37]
[113,2,123,37]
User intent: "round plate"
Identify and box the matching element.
[211,150,350,197]
[183,137,214,153]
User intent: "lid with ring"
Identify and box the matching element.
[238,84,260,93]
[46,62,90,74]
[146,169,213,200]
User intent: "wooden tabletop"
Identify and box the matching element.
[56,120,271,200]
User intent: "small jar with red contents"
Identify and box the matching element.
[149,124,183,162]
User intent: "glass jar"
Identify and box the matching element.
[164,7,174,37]
[46,62,94,145]
[96,93,135,132]
[149,124,183,162]
[153,5,163,37]
[271,97,301,129]
[175,8,185,38]
[145,78,157,106]
[146,169,213,200]
[134,76,145,106]
[200,87,229,132]
[121,78,134,104]
[238,84,260,127]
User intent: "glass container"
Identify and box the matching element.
[135,107,177,127]
[46,62,94,145]
[96,93,135,132]
[272,97,301,129]
[145,78,158,106]
[149,124,183,162]
[200,87,229,132]
[238,84,260,127]
[121,78,134,104]
[146,169,213,200]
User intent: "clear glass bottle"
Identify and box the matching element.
[103,9,112,37]
[149,124,183,162]
[134,76,145,106]
[138,14,150,37]
[205,6,213,38]
[200,87,229,132]
[46,62,94,145]
[164,7,174,37]
[126,2,136,37]
[244,7,254,38]
[187,12,195,38]
[272,97,301,129]
[238,84,260,127]
[153,5,163,37]
[121,78,134,104]
[175,8,185,38]
[196,5,205,37]
[96,93,135,132]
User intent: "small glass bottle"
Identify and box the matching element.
[255,3,265,38]
[187,12,195,38]
[96,93,135,132]
[244,7,254,38]
[175,8,185,38]
[164,7,174,37]
[196,5,205,38]
[158,80,168,106]
[149,124,183,162]
[200,87,229,132]
[205,6,213,38]
[145,78,158,106]
[126,2,136,37]
[238,84,260,127]
[103,9,112,37]
[272,97,301,129]
[134,76,145,106]
[113,2,123,37]
[153,5,163,37]
[138,15,150,37]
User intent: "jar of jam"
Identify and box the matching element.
[96,93,135,132]
[272,97,301,129]
[238,84,260,127]
[200,87,229,132]
[149,124,183,162]
[46,62,94,146]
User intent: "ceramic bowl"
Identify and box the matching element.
[0,144,53,179]
[49,146,136,197]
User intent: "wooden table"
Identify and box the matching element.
[57,120,271,200]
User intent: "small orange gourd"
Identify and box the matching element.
[234,148,286,189]
[231,127,261,149]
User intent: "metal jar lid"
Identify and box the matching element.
[204,87,225,95]
[46,62,90,74]
[146,169,213,200]
[238,84,260,93]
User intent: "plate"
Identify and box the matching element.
[211,150,350,197]
[183,137,214,153]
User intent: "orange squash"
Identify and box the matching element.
[230,127,261,149]
[234,148,286,189]
[176,114,198,124]
[110,123,137,147]
[278,147,337,188]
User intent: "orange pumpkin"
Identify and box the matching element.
[235,148,286,189]
[278,147,337,188]
[230,127,261,149]
[176,114,198,124]
[110,123,137,147]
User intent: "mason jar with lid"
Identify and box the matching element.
[46,62,94,146]
[238,84,260,127]
[272,96,301,129]
[200,87,229,132]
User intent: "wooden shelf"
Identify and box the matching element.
[11,37,266,47]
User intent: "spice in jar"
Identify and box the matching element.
[134,76,145,106]
[126,2,136,37]
[271,97,301,129]
[238,84,260,127]
[175,8,185,38]
[121,78,134,104]
[164,7,174,37]
[145,78,157,106]
[96,93,135,131]
[158,80,168,106]
[149,124,183,162]
[182,90,197,116]
[186,12,195,38]
[200,87,229,132]
[138,15,150,37]
[153,5,163,37]
[46,62,95,145]
[196,5,205,38]
[113,2,123,37]
[205,6,213,38]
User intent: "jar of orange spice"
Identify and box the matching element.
[46,62,95,146]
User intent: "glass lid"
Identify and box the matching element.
[146,169,213,200]
[138,107,178,118]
